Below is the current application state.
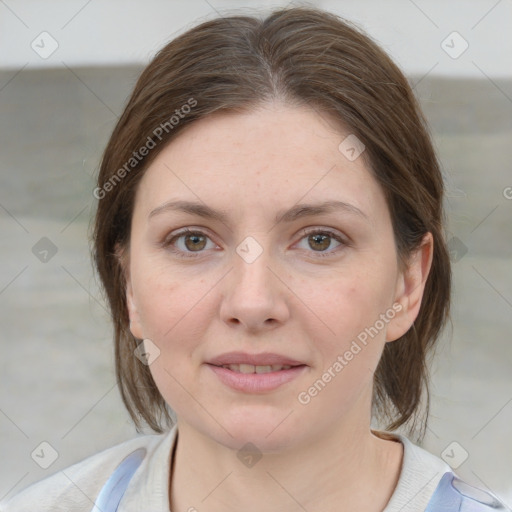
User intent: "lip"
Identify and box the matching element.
[207,351,305,367]
[206,363,308,393]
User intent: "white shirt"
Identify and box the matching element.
[0,425,453,511]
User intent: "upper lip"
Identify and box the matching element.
[207,352,306,367]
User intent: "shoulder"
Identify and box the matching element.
[382,432,451,511]
[381,432,511,512]
[0,432,169,512]
[424,471,512,511]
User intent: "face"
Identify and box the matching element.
[123,103,430,452]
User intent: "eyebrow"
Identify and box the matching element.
[148,199,369,224]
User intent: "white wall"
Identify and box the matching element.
[0,0,510,77]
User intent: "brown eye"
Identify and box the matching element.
[308,233,332,251]
[164,229,216,258]
[295,228,346,258]
[183,233,207,251]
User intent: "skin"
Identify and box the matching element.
[122,102,433,512]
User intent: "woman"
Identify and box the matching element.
[2,6,509,512]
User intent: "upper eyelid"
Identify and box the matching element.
[167,227,218,244]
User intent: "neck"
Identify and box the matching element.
[169,410,403,512]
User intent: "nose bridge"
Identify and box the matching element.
[220,234,289,329]
[235,238,273,295]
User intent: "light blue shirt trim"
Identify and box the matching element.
[425,472,511,511]
[90,448,146,512]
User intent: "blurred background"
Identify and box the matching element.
[1,0,511,506]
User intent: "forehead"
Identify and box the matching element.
[134,104,387,224]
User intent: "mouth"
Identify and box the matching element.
[206,360,308,393]
[212,363,299,374]
[207,351,305,368]
[205,352,308,392]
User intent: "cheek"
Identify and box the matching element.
[312,270,389,337]
[131,256,204,339]
[133,268,210,411]
[306,266,395,384]
[300,277,390,413]
[131,260,218,395]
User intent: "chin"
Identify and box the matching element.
[209,407,304,454]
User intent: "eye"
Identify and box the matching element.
[295,228,347,257]
[163,228,217,257]
[163,227,348,259]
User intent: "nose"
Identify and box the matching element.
[219,242,290,333]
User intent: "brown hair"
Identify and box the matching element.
[92,6,451,438]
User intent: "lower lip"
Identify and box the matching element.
[206,364,308,393]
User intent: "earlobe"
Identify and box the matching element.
[385,232,434,342]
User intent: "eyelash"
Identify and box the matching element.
[162,227,349,259]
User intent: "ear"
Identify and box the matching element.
[386,232,434,342]
[116,242,144,340]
